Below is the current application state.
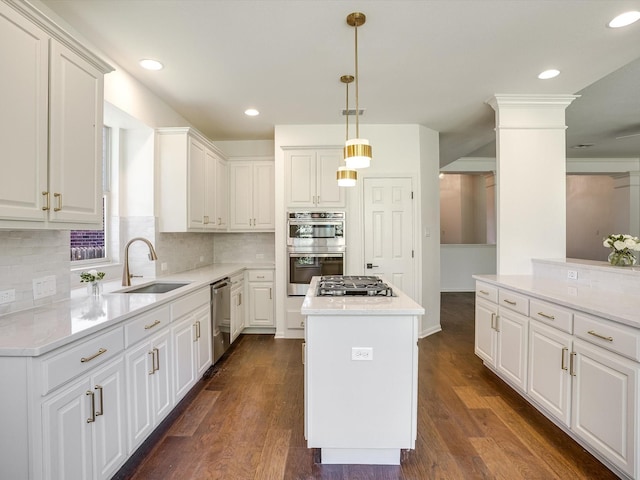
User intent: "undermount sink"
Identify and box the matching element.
[120,282,191,294]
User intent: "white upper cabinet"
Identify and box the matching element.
[285,148,345,208]
[157,127,227,232]
[0,1,112,229]
[228,160,275,231]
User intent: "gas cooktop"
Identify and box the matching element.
[316,275,393,297]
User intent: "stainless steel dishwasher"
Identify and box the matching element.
[211,277,231,364]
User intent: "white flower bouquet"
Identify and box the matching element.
[603,234,640,266]
[80,269,106,283]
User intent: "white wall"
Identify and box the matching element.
[440,245,497,292]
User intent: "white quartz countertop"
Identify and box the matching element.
[473,274,640,329]
[301,277,425,315]
[0,263,273,357]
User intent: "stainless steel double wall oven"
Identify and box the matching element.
[287,212,345,295]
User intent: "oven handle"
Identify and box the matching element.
[289,253,344,258]
[288,221,344,226]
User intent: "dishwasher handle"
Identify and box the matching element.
[212,279,230,293]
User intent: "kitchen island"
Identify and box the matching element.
[301,276,425,465]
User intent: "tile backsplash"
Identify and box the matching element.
[213,232,275,264]
[0,230,70,314]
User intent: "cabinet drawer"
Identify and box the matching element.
[124,305,171,347]
[574,313,640,362]
[498,289,529,316]
[529,299,573,334]
[476,282,498,303]
[42,327,124,395]
[171,288,210,320]
[247,269,274,282]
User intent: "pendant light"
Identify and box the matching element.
[344,12,372,169]
[337,75,357,187]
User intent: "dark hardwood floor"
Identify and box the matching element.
[116,293,619,479]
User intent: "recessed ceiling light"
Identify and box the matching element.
[538,69,560,80]
[139,59,163,71]
[244,108,260,116]
[608,11,640,28]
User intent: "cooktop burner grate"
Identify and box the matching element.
[316,275,393,296]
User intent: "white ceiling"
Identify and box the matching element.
[39,0,640,165]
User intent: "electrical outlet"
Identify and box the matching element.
[161,262,168,272]
[351,347,373,361]
[567,270,578,280]
[0,289,15,305]
[33,276,56,300]
[256,253,265,259]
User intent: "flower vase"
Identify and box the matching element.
[607,250,637,267]
[88,281,103,296]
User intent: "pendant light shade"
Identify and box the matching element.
[336,166,357,187]
[344,12,372,169]
[337,74,358,187]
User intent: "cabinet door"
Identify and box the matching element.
[249,283,274,326]
[229,162,253,230]
[571,339,637,477]
[194,304,212,377]
[215,156,228,229]
[316,149,345,207]
[474,298,497,366]
[151,329,173,423]
[528,320,572,426]
[230,286,245,343]
[496,308,528,392]
[125,340,154,451]
[49,40,103,225]
[187,136,206,229]
[285,150,316,207]
[202,147,218,230]
[91,358,127,480]
[253,162,275,229]
[0,3,48,222]
[172,316,197,402]
[42,377,93,480]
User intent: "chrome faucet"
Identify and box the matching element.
[122,237,158,286]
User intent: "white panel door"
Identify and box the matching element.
[495,307,528,392]
[187,137,206,229]
[229,162,253,229]
[253,162,275,229]
[0,3,48,221]
[474,298,497,366]
[49,40,103,225]
[286,151,316,207]
[316,149,344,207]
[363,178,415,298]
[214,156,228,229]
[571,339,637,477]
[203,147,217,230]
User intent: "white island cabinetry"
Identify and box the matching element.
[301,277,424,465]
[474,275,640,480]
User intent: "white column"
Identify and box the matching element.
[487,94,578,275]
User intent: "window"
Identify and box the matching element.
[70,126,111,262]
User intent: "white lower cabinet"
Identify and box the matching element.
[247,269,274,328]
[476,280,640,479]
[172,292,212,403]
[571,338,637,477]
[474,292,529,392]
[42,356,127,480]
[125,328,173,452]
[230,273,245,342]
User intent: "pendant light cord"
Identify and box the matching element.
[354,23,360,138]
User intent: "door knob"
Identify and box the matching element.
[366,263,379,269]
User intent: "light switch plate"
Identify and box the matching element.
[351,347,373,361]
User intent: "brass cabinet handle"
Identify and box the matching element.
[148,351,155,375]
[257,275,265,279]
[95,385,104,416]
[587,330,614,342]
[269,287,272,300]
[495,315,500,333]
[570,352,577,376]
[537,312,555,320]
[490,312,496,330]
[300,321,304,328]
[503,299,517,306]
[301,342,305,365]
[144,319,161,330]
[479,290,489,295]
[196,321,201,339]
[561,347,568,370]
[153,347,160,372]
[81,348,107,363]
[204,215,210,224]
[53,192,62,211]
[86,391,96,423]
[42,191,50,211]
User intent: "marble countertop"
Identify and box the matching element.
[0,263,274,357]
[301,277,425,315]
[474,274,640,329]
